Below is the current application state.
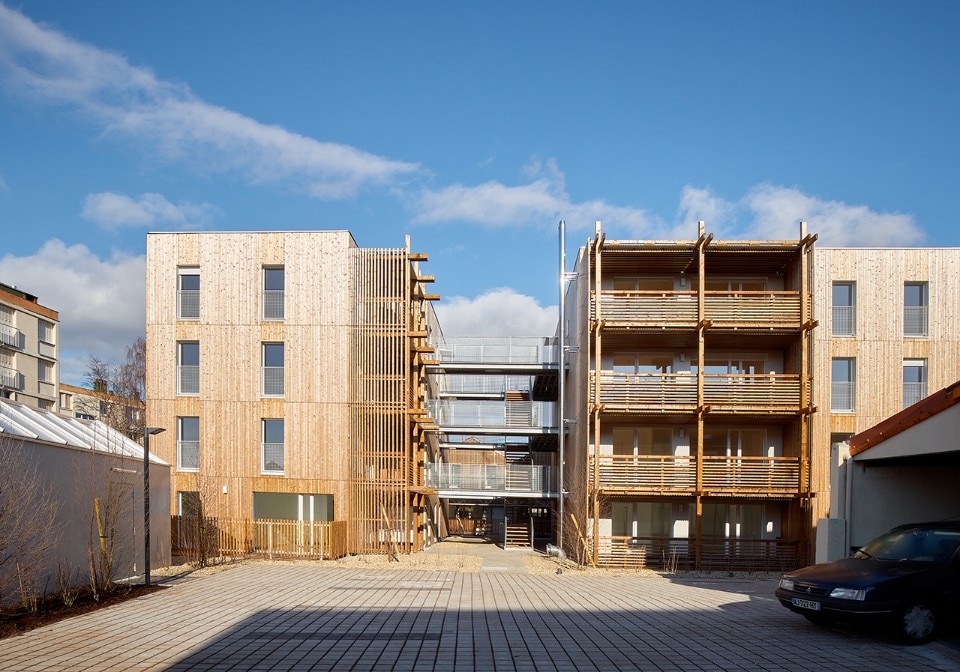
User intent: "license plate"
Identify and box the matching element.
[792,598,821,611]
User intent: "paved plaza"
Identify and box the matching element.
[1,549,959,671]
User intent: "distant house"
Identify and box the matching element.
[819,381,960,562]
[0,282,60,412]
[60,382,145,438]
[0,398,170,604]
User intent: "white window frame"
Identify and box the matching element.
[177,341,200,396]
[261,342,284,397]
[904,282,928,337]
[177,416,200,472]
[262,266,285,321]
[902,359,928,409]
[261,418,285,474]
[831,282,856,337]
[831,358,856,412]
[177,267,200,320]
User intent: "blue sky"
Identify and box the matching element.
[1,1,958,385]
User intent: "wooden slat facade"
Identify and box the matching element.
[146,232,436,556]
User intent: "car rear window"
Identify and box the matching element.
[858,528,960,562]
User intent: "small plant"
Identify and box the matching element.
[56,561,81,607]
[16,563,40,613]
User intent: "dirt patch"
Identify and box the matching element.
[1,584,166,640]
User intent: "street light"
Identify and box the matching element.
[143,426,165,586]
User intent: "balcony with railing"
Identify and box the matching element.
[590,454,801,495]
[702,373,802,413]
[178,440,199,471]
[590,372,698,413]
[262,290,285,321]
[428,400,556,432]
[832,305,855,336]
[439,374,532,398]
[424,463,555,497]
[262,366,284,397]
[262,442,285,473]
[591,290,804,331]
[904,306,928,337]
[593,536,800,571]
[1,364,22,390]
[432,337,558,367]
[0,323,23,349]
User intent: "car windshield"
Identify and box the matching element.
[856,528,960,562]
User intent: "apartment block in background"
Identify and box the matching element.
[562,221,817,570]
[145,231,438,555]
[0,282,60,412]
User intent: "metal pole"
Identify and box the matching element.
[143,427,165,586]
[558,219,566,553]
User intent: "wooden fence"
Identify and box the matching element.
[172,516,349,560]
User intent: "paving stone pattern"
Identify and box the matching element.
[1,563,959,671]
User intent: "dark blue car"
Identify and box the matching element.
[775,521,960,643]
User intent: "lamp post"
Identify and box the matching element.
[143,427,165,586]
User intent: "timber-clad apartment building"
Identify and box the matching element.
[145,226,960,568]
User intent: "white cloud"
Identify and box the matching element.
[0,4,419,199]
[673,184,924,246]
[81,191,220,229]
[435,288,558,338]
[414,158,661,236]
[0,240,145,384]
[0,173,9,194]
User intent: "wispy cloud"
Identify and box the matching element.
[674,184,924,246]
[81,192,220,230]
[0,4,419,199]
[0,240,146,384]
[435,288,557,338]
[414,159,661,235]
[0,173,9,195]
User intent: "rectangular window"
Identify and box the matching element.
[0,305,20,349]
[832,282,856,336]
[904,282,928,337]
[263,266,285,321]
[177,267,200,320]
[38,359,53,383]
[261,342,284,397]
[262,418,285,473]
[831,358,856,412]
[177,416,200,471]
[38,320,55,345]
[177,342,200,395]
[903,359,927,408]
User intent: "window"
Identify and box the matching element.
[831,358,856,412]
[0,305,19,349]
[177,342,200,395]
[262,418,285,473]
[38,399,53,411]
[38,359,53,383]
[38,320,55,345]
[904,282,928,337]
[832,282,856,336]
[177,267,200,320]
[0,350,17,389]
[903,359,927,408]
[262,342,284,397]
[177,416,200,471]
[252,492,334,521]
[263,266,285,320]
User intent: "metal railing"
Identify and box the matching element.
[903,382,927,408]
[262,442,285,473]
[0,323,23,349]
[904,306,928,337]
[425,463,554,494]
[434,337,559,365]
[177,365,200,395]
[429,400,556,429]
[0,364,21,390]
[178,440,199,471]
[262,366,284,396]
[177,290,200,320]
[439,374,532,396]
[832,305,855,336]
[262,290,285,320]
[831,380,855,412]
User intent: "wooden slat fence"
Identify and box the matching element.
[173,516,348,560]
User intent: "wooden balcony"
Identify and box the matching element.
[702,373,802,413]
[593,535,801,571]
[590,372,698,413]
[591,290,803,331]
[590,454,802,495]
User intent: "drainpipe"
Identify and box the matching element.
[843,441,853,555]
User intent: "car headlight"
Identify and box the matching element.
[779,578,794,591]
[829,587,867,601]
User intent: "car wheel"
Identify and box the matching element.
[897,601,937,644]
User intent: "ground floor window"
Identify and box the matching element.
[252,492,333,521]
[611,501,691,539]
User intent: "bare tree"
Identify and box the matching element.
[0,437,62,608]
[81,337,146,440]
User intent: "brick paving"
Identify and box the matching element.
[1,561,959,671]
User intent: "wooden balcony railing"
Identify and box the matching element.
[171,516,349,560]
[701,455,801,493]
[589,455,802,494]
[590,455,696,492]
[591,372,698,411]
[702,373,801,411]
[591,290,803,329]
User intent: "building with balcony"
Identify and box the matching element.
[0,282,60,412]
[422,337,559,548]
[145,231,438,555]
[562,221,817,570]
[59,382,145,438]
